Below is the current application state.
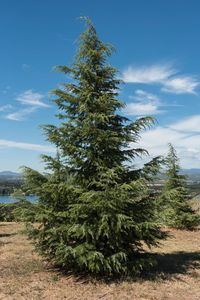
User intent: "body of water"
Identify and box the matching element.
[0,195,38,204]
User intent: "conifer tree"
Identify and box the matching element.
[161,144,199,229]
[23,18,167,276]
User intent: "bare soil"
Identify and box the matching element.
[0,222,200,300]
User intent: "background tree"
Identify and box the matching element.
[23,18,166,276]
[161,143,199,229]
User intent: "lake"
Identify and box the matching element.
[0,195,38,204]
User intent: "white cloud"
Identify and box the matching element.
[16,90,49,107]
[124,89,161,116]
[122,64,174,84]
[0,105,12,112]
[124,102,160,116]
[162,76,199,94]
[122,63,199,94]
[5,90,50,121]
[6,107,37,121]
[135,115,200,168]
[0,139,55,153]
[169,115,200,132]
[134,89,160,102]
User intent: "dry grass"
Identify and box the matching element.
[190,199,200,213]
[0,222,200,300]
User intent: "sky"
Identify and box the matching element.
[1,0,200,171]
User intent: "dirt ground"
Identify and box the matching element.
[0,222,200,300]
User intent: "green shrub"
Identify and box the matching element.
[0,200,40,222]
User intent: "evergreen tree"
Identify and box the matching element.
[161,144,199,229]
[23,18,167,276]
[165,143,184,190]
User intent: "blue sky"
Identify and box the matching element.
[1,0,200,171]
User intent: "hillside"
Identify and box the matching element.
[0,171,20,177]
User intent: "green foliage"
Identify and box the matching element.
[0,203,16,221]
[160,144,200,229]
[165,144,185,190]
[0,200,39,222]
[23,18,167,276]
[13,201,44,223]
[0,191,42,222]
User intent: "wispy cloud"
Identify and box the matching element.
[123,89,162,116]
[6,107,37,121]
[161,76,199,94]
[124,102,160,116]
[5,89,50,121]
[122,64,174,84]
[136,114,200,168]
[0,139,55,153]
[16,90,50,107]
[133,90,160,102]
[122,63,199,94]
[2,85,11,94]
[0,105,12,112]
[169,115,200,132]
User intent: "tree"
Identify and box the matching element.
[161,144,199,229]
[23,18,166,276]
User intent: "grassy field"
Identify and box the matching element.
[0,222,200,300]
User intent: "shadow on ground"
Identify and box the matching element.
[57,251,200,284]
[0,232,17,238]
[141,251,200,280]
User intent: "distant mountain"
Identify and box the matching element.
[0,169,200,179]
[181,169,200,175]
[0,171,21,177]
